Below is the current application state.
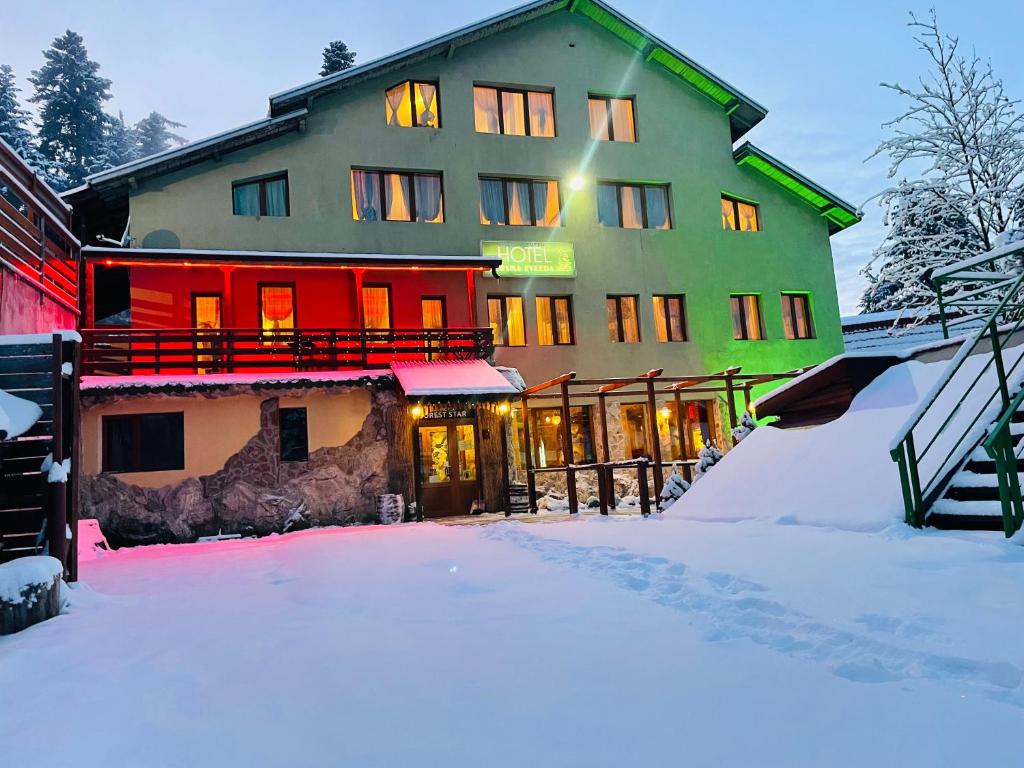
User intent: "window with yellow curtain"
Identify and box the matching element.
[487,295,526,346]
[473,85,556,137]
[536,296,573,346]
[192,294,222,373]
[721,195,761,231]
[259,285,295,337]
[782,293,814,339]
[362,285,391,330]
[730,294,764,340]
[653,295,687,342]
[421,297,445,357]
[384,80,439,128]
[620,403,650,459]
[606,295,640,343]
[587,95,636,142]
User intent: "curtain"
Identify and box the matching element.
[414,174,443,223]
[193,296,221,329]
[738,201,759,231]
[480,179,505,225]
[264,178,288,217]
[620,186,643,229]
[385,173,411,221]
[721,198,737,230]
[386,83,410,126]
[506,297,525,346]
[473,87,500,133]
[588,98,609,140]
[744,295,762,339]
[501,91,526,135]
[233,183,259,216]
[644,186,669,230]
[362,286,390,329]
[508,181,531,225]
[532,181,560,226]
[528,92,554,137]
[621,297,638,342]
[652,296,668,342]
[351,171,380,221]
[554,298,571,344]
[610,98,635,141]
[535,297,553,345]
[415,82,438,127]
[606,298,619,341]
[260,286,294,331]
[794,296,810,338]
[669,297,685,340]
[597,184,619,226]
[421,299,443,329]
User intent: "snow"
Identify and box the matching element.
[0,556,63,603]
[47,458,70,484]
[1,518,1022,766]
[81,369,391,391]
[60,361,72,376]
[0,329,81,345]
[0,389,43,439]
[391,359,520,396]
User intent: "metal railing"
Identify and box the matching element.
[890,241,1024,534]
[79,326,495,376]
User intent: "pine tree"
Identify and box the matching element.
[29,30,111,189]
[0,64,63,184]
[134,111,186,158]
[730,411,758,445]
[320,40,356,77]
[865,12,1024,311]
[91,111,140,172]
[693,443,724,480]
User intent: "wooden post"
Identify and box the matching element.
[597,463,609,515]
[724,371,739,433]
[645,378,664,500]
[499,411,511,517]
[560,379,577,514]
[597,392,611,463]
[521,396,538,513]
[66,339,81,582]
[638,459,651,517]
[673,390,685,460]
[47,334,67,574]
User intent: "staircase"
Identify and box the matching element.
[890,239,1024,537]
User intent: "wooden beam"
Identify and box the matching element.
[522,370,576,396]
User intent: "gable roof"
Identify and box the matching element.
[733,143,861,234]
[271,0,767,141]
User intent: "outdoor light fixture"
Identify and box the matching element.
[497,402,510,415]
[552,415,562,426]
[659,406,671,420]
[569,174,585,191]
[410,404,423,419]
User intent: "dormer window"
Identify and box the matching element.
[385,81,440,128]
[722,195,761,231]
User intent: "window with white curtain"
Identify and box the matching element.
[479,177,562,226]
[473,85,555,137]
[351,169,444,223]
[597,182,671,229]
[385,80,440,128]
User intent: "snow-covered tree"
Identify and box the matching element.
[658,464,691,512]
[134,111,186,158]
[693,443,724,480]
[730,411,758,445]
[0,65,36,158]
[864,11,1024,310]
[91,111,140,172]
[320,40,356,77]
[29,30,111,189]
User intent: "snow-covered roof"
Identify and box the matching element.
[0,330,82,346]
[842,309,984,353]
[81,369,392,394]
[392,360,522,397]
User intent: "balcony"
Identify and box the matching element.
[80,326,495,376]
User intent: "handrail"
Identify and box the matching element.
[981,386,1024,536]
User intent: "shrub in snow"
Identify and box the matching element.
[694,444,725,480]
[659,464,691,512]
[731,412,757,445]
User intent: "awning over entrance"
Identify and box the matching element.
[392,360,521,398]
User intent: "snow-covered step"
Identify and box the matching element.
[930,499,1003,517]
[948,471,1001,488]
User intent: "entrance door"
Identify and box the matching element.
[417,419,479,517]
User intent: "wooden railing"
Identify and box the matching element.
[79,326,495,375]
[0,141,80,313]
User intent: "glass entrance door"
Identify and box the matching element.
[417,419,479,517]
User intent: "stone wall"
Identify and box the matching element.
[80,385,397,546]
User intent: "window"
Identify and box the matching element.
[597,183,671,229]
[620,404,650,459]
[384,80,439,128]
[192,293,222,374]
[587,95,636,142]
[661,400,719,460]
[606,295,640,343]
[487,295,526,347]
[653,295,687,342]
[102,412,184,473]
[351,169,444,223]
[259,284,295,336]
[532,406,596,468]
[362,284,392,330]
[731,294,764,340]
[279,407,309,462]
[479,177,562,227]
[536,296,573,346]
[232,173,289,217]
[721,195,761,231]
[421,297,446,329]
[782,293,814,339]
[473,85,555,137]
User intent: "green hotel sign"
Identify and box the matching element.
[481,240,576,278]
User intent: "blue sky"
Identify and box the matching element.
[5,0,1022,313]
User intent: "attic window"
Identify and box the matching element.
[721,195,760,232]
[385,81,439,128]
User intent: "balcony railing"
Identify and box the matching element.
[80,326,495,376]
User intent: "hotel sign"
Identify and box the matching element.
[481,240,576,278]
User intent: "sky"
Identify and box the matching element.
[4,0,1022,314]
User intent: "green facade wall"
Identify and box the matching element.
[126,10,847,387]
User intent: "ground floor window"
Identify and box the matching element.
[279,407,309,462]
[102,412,185,473]
[530,406,596,468]
[658,400,720,460]
[619,403,650,459]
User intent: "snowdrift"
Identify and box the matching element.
[672,358,951,531]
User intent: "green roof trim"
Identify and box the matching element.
[733,142,861,235]
[648,48,734,106]
[575,0,651,51]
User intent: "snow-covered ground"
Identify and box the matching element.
[1,515,1021,767]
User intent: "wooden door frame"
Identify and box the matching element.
[413,415,482,517]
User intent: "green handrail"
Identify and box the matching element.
[889,241,1024,532]
[981,386,1024,536]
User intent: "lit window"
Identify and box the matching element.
[722,195,761,231]
[279,407,309,462]
[487,295,526,347]
[385,80,439,128]
[782,293,814,339]
[479,177,562,227]
[351,169,443,223]
[473,86,555,137]
[662,401,719,460]
[730,294,764,340]
[597,182,671,229]
[532,406,596,467]
[421,297,446,329]
[362,284,391,329]
[606,295,640,343]
[102,412,184,473]
[620,403,649,459]
[192,293,222,374]
[232,173,289,217]
[652,295,687,342]
[587,95,636,142]
[536,296,573,346]
[259,284,295,336]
